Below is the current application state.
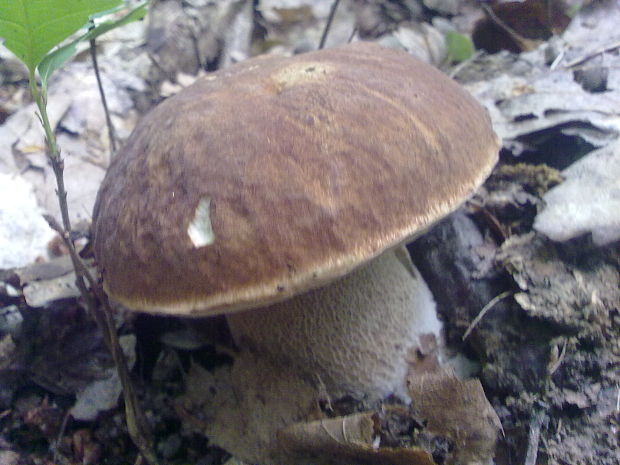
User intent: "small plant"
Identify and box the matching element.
[445,31,475,64]
[0,1,156,463]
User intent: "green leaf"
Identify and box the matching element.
[0,0,122,73]
[38,39,80,89]
[37,2,148,88]
[82,2,148,42]
[446,31,475,64]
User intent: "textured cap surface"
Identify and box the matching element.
[92,41,499,315]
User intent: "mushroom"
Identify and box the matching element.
[92,42,500,463]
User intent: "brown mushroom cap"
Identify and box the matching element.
[92,41,499,316]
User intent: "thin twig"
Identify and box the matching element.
[318,0,341,50]
[30,71,71,232]
[549,49,565,70]
[547,338,567,375]
[89,37,117,152]
[315,373,334,414]
[463,291,514,341]
[347,27,358,44]
[449,50,483,79]
[564,41,620,68]
[32,73,158,464]
[43,216,158,465]
[481,4,536,52]
[524,409,546,465]
[51,410,71,464]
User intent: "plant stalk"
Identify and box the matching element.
[89,36,117,152]
[318,0,341,50]
[30,71,158,465]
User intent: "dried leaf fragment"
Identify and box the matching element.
[278,410,438,465]
[408,371,501,465]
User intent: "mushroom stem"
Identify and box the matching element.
[226,248,443,403]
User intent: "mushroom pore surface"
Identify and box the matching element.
[226,248,440,400]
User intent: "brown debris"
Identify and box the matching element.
[278,410,437,465]
[408,371,502,465]
[473,0,572,53]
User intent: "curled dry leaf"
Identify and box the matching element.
[278,409,438,465]
[472,0,572,53]
[408,370,502,465]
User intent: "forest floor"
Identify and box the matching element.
[0,0,619,464]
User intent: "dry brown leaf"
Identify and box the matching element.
[473,0,572,53]
[408,371,501,465]
[278,410,438,465]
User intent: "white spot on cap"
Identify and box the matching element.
[188,197,215,248]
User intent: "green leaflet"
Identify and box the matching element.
[0,0,122,73]
[446,31,475,64]
[38,2,148,88]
